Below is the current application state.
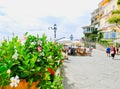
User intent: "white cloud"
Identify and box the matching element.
[0,0,101,40]
[0,0,101,17]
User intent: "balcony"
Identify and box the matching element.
[82,26,98,34]
[91,8,99,18]
[91,20,99,25]
[83,30,93,34]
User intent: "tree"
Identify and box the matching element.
[97,32,103,41]
[108,0,120,28]
[108,12,120,28]
[118,0,120,4]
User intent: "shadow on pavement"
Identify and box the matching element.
[62,65,77,89]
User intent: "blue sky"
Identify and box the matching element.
[0,0,101,40]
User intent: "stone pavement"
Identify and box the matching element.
[62,49,120,89]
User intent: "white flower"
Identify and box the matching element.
[37,59,41,62]
[31,42,35,45]
[12,52,18,60]
[14,46,16,49]
[7,69,11,74]
[48,56,52,59]
[57,60,60,65]
[40,52,44,56]
[10,75,20,87]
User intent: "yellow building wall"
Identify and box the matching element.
[99,0,118,29]
[116,32,120,38]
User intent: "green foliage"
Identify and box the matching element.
[0,33,64,88]
[108,14,120,24]
[92,30,98,34]
[85,34,98,42]
[98,39,113,47]
[84,29,98,42]
[108,1,120,25]
[118,0,120,4]
[39,75,64,89]
[97,32,103,41]
[112,10,120,14]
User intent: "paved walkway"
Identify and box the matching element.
[62,49,120,89]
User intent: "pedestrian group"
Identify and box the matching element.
[106,45,119,59]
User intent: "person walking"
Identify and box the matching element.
[110,46,116,59]
[116,47,119,54]
[88,46,93,56]
[106,46,111,57]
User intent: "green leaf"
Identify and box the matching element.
[20,71,29,78]
[25,32,28,36]
[19,66,25,70]
[29,78,34,85]
[7,61,13,68]
[36,67,41,71]
[0,66,7,72]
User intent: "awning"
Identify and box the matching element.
[57,38,73,45]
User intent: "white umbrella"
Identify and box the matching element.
[73,41,82,46]
[57,38,73,45]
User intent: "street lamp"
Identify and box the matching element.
[49,24,57,42]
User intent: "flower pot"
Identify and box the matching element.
[1,79,39,89]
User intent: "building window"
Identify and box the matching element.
[91,27,94,31]
[112,5,115,10]
[104,32,109,38]
[87,27,90,32]
[106,9,108,13]
[110,31,116,38]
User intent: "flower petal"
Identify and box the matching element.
[16,79,20,84]
[10,83,14,87]
[15,75,19,79]
[14,83,18,87]
[10,77,14,81]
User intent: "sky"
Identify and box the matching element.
[0,0,102,41]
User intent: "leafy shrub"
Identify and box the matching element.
[0,33,64,89]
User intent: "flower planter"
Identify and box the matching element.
[0,33,64,89]
[1,79,39,89]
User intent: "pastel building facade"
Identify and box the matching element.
[82,8,99,35]
[98,0,119,39]
[82,0,120,40]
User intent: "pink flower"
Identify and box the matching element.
[37,46,42,52]
[24,36,27,40]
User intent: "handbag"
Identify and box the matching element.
[110,51,114,54]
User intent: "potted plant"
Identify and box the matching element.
[0,33,64,89]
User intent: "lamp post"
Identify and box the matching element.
[49,24,57,42]
[70,34,73,41]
